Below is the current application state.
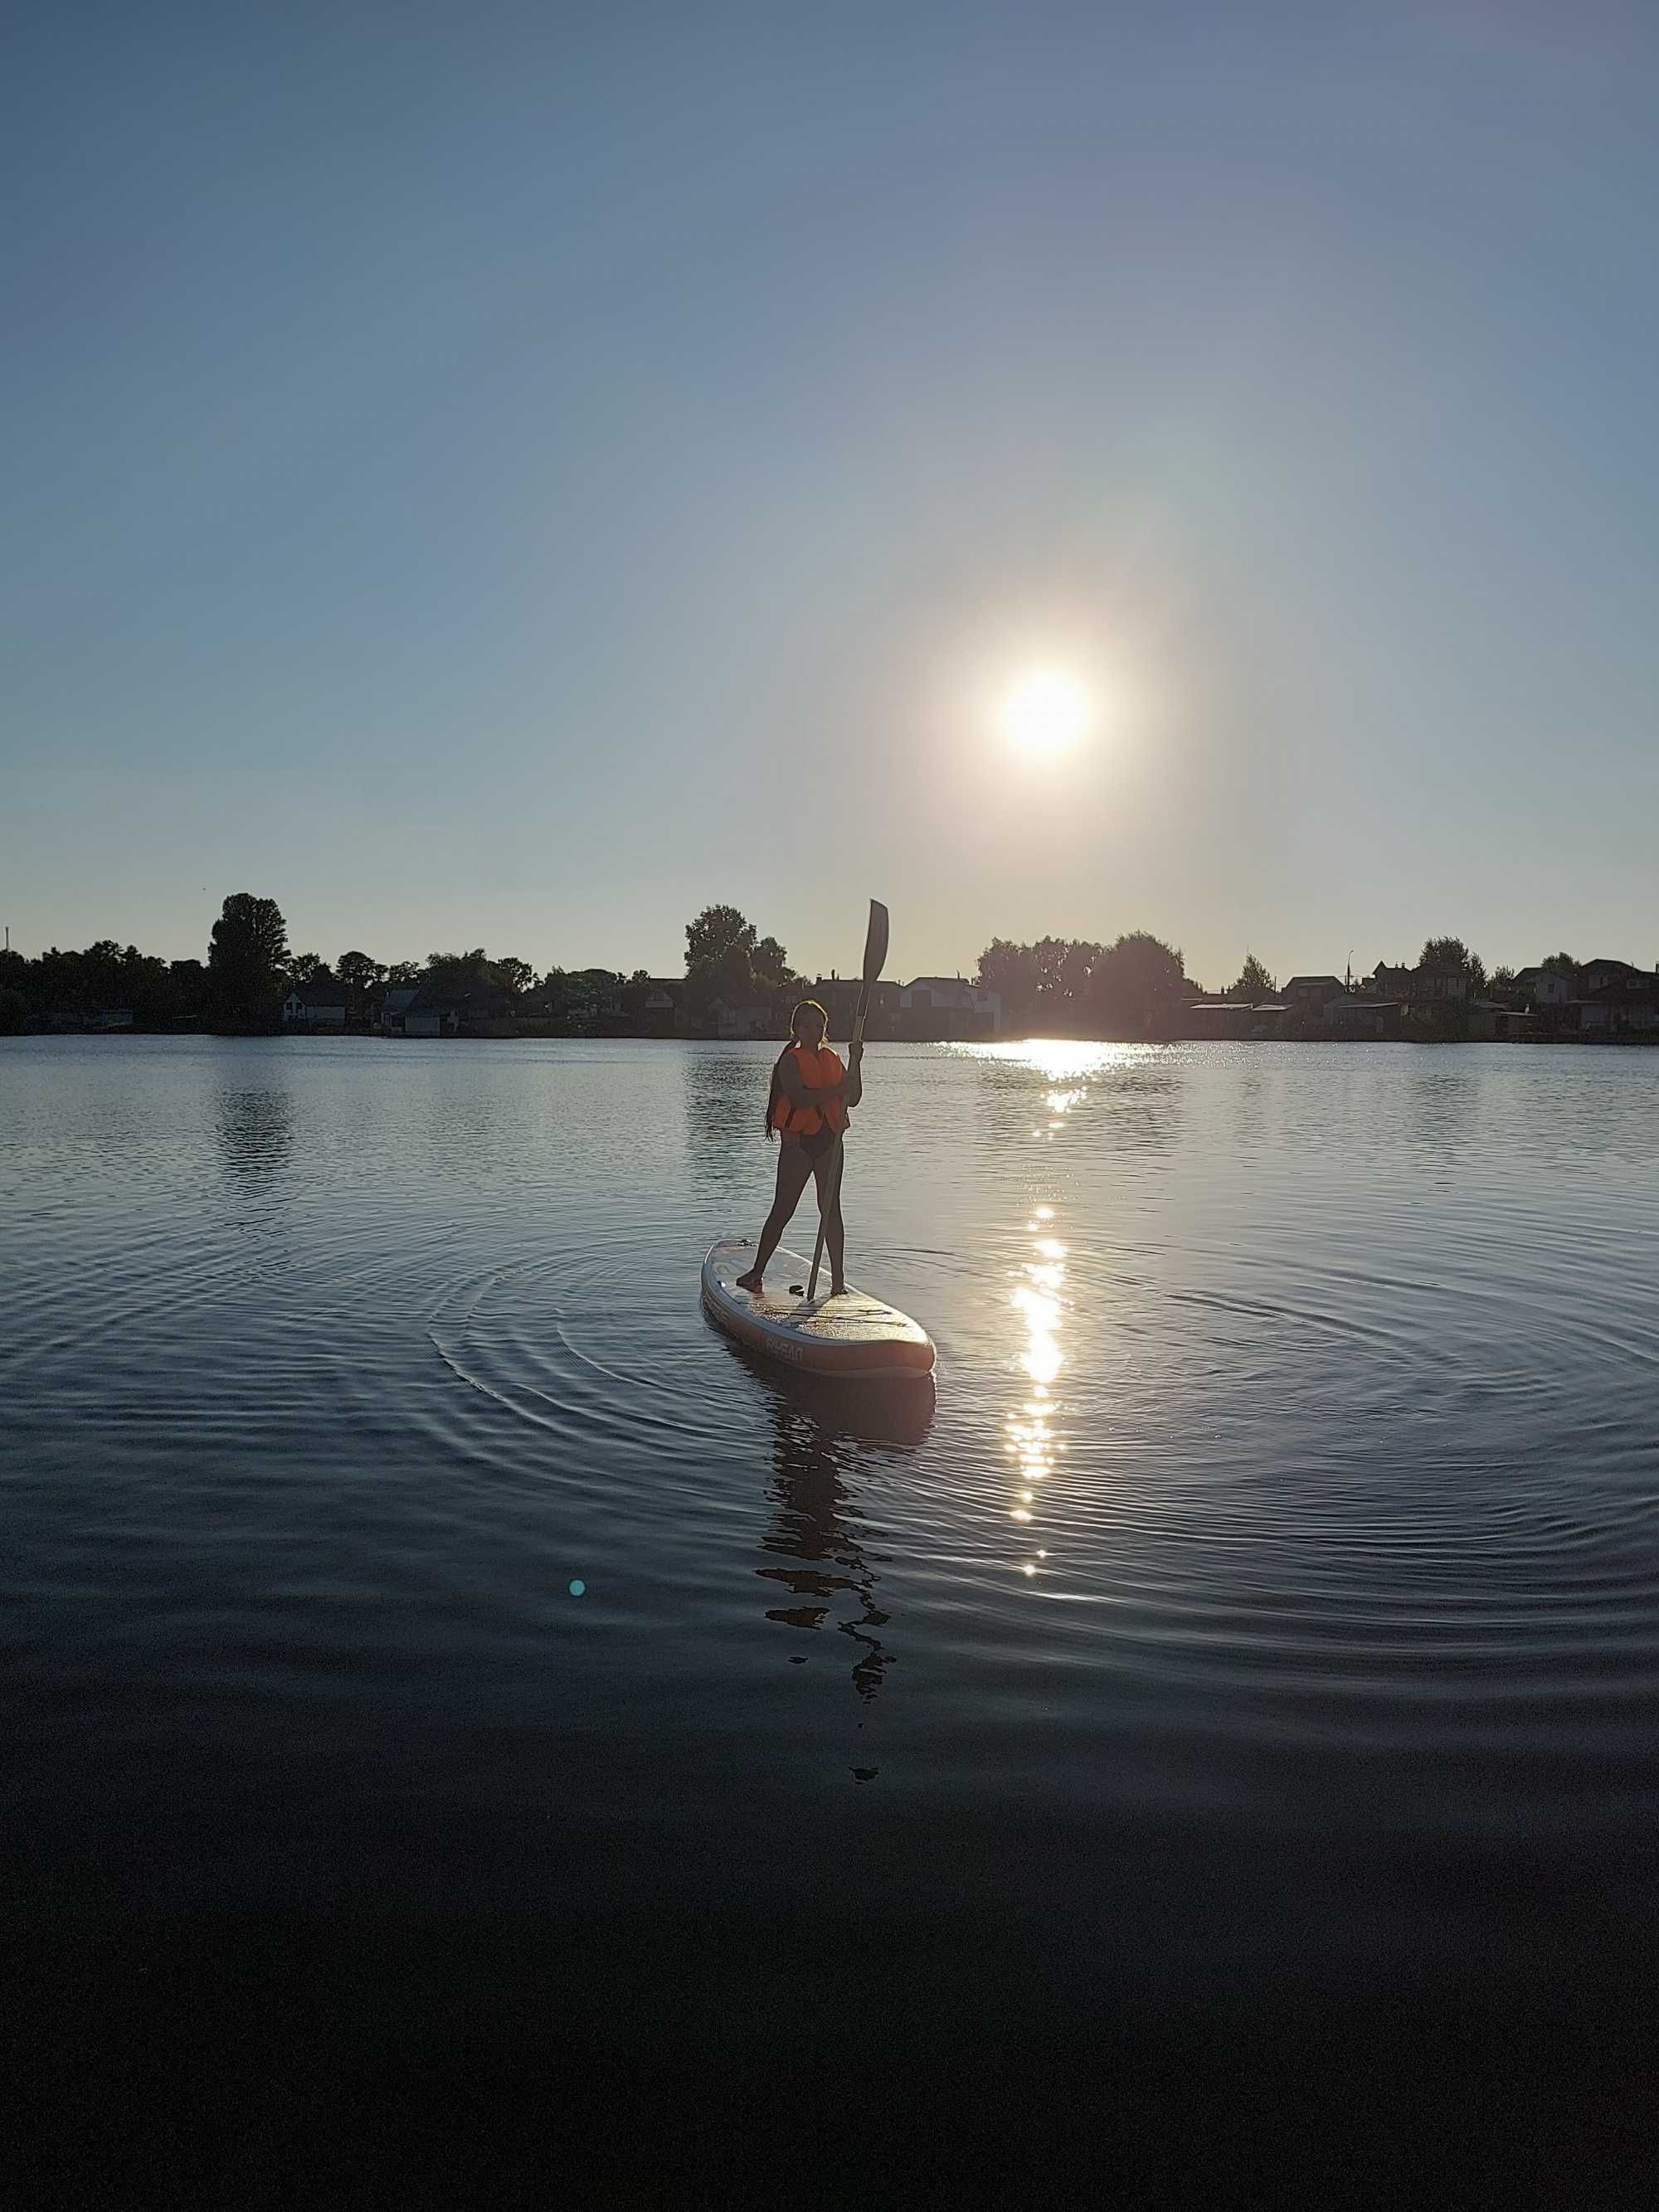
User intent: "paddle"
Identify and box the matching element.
[795,899,889,1301]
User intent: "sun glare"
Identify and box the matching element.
[1000,668,1092,757]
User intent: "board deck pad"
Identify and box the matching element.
[702,1238,935,1378]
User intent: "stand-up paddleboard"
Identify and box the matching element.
[702,1238,935,1379]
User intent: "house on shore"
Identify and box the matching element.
[712,999,772,1040]
[379,985,464,1037]
[1372,960,1470,1004]
[1181,999,1279,1040]
[404,994,464,1038]
[1283,975,1347,1015]
[617,979,684,1038]
[895,976,1002,1040]
[1181,998,1247,1040]
[1501,960,1657,1038]
[1578,958,1654,998]
[1511,965,1577,1009]
[793,977,902,1040]
[1467,1000,1538,1042]
[1574,979,1659,1041]
[283,975,348,1030]
[1324,997,1404,1039]
[1182,996,1293,1038]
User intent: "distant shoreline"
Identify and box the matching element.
[13,1023,1659,1052]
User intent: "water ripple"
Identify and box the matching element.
[3,1034,1658,1934]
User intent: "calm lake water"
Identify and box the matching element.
[7,1034,1658,2194]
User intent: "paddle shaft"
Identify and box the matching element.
[798,899,887,1303]
[805,999,864,1301]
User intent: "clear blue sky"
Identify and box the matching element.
[5,2,1657,989]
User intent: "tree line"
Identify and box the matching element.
[1250,938,1578,1002]
[971,933,1585,1033]
[974,931,1191,1036]
[0,889,1589,1039]
[0,895,802,1035]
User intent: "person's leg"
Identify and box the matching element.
[813,1143,847,1294]
[737,1143,813,1289]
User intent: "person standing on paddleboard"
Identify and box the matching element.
[737,999,863,1297]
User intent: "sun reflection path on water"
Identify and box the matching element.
[1009,1187,1067,1572]
[970,1039,1153,1585]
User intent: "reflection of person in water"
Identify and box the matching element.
[757,1389,897,1703]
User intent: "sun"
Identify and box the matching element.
[1000,668,1092,756]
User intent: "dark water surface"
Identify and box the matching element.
[6,1036,1658,2197]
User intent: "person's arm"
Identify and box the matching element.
[843,1042,864,1112]
[777,1056,852,1107]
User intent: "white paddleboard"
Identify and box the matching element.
[702,1238,936,1380]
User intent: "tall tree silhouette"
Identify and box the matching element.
[207,893,289,1027]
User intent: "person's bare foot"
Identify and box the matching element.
[830,1279,848,1297]
[736,1268,764,1293]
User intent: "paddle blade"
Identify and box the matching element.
[862,899,889,989]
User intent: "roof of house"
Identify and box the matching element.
[905,975,992,995]
[1285,974,1345,989]
[289,975,345,1005]
[382,988,420,1013]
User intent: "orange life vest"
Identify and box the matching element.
[771,1045,846,1138]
